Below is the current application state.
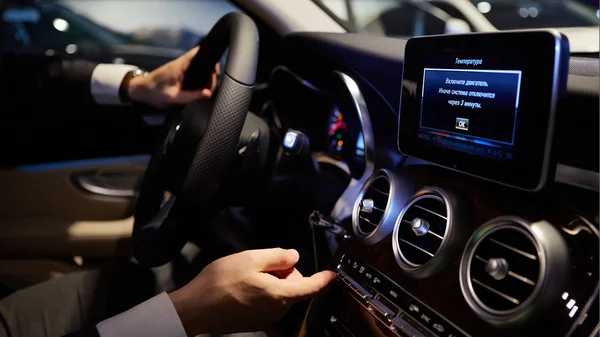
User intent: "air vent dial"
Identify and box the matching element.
[352,169,414,245]
[392,187,468,278]
[460,216,570,326]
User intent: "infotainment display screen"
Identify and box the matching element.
[398,31,569,191]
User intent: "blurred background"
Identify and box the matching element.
[2,0,598,70]
[1,0,241,70]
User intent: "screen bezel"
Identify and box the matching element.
[398,30,567,191]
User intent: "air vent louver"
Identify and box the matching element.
[393,187,467,278]
[469,227,539,312]
[352,169,414,246]
[396,195,447,266]
[357,177,390,235]
[460,217,570,326]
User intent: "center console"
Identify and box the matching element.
[298,31,599,337]
[299,166,598,337]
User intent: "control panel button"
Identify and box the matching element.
[400,313,436,337]
[391,316,425,337]
[348,280,373,301]
[341,255,410,307]
[369,298,397,320]
[432,323,444,333]
[403,300,439,336]
[340,255,468,337]
[336,268,373,301]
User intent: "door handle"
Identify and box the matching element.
[72,171,143,197]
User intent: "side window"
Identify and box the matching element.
[2,1,240,51]
[1,6,42,49]
[2,4,119,50]
[25,12,97,48]
[62,0,241,50]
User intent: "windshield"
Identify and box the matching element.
[317,0,599,36]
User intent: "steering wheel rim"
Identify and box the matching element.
[132,12,259,267]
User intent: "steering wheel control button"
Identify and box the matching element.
[411,217,430,236]
[485,257,510,280]
[360,198,375,213]
[282,129,309,155]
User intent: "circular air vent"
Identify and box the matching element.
[392,187,468,278]
[352,169,414,245]
[460,216,570,326]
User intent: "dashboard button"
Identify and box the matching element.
[369,298,397,320]
[391,316,425,337]
[432,323,444,333]
[400,313,436,337]
[337,268,373,301]
[348,279,373,301]
[336,269,352,285]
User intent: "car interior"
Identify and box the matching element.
[0,1,598,337]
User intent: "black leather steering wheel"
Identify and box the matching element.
[132,12,259,267]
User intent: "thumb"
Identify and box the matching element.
[249,248,300,272]
[280,270,336,302]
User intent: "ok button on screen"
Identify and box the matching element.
[419,68,522,146]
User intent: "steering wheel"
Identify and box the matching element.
[132,12,259,267]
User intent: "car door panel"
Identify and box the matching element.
[0,155,148,257]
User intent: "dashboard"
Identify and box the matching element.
[271,31,599,337]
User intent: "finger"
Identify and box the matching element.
[269,267,294,279]
[285,268,304,280]
[280,270,336,302]
[249,248,300,272]
[270,267,303,280]
[208,73,218,91]
[287,268,304,280]
[214,62,221,75]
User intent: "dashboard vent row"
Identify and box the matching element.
[460,217,570,326]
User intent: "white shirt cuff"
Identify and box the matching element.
[91,64,139,105]
[96,292,187,337]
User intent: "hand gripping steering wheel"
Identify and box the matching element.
[132,13,259,267]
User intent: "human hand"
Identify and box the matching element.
[127,46,220,108]
[168,248,336,336]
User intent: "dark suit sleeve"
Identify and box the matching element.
[0,53,98,116]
